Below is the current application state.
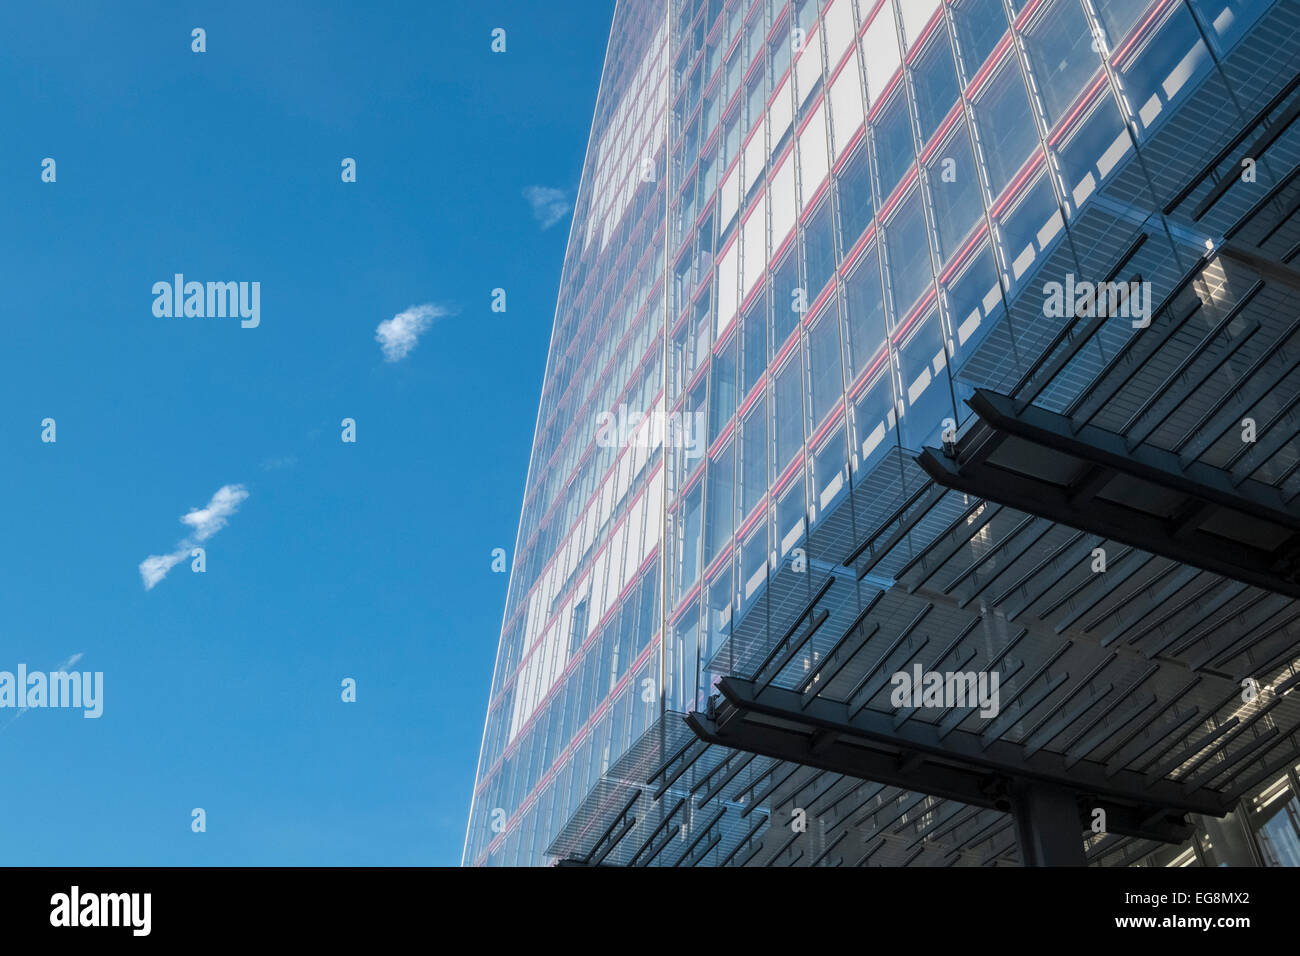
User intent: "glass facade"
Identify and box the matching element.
[466,0,1285,867]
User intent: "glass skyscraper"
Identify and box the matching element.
[466,0,1300,867]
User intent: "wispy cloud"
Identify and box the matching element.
[139,484,248,590]
[523,185,571,230]
[0,652,86,733]
[259,454,298,472]
[375,303,447,363]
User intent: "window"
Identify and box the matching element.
[829,54,866,158]
[796,30,824,114]
[742,291,768,396]
[746,4,767,62]
[794,0,818,35]
[746,65,768,132]
[896,312,955,451]
[773,356,805,477]
[1052,92,1131,212]
[1190,0,1269,54]
[884,190,934,320]
[1092,0,1156,47]
[843,245,888,380]
[705,442,735,564]
[569,599,589,660]
[772,251,802,353]
[952,0,1008,83]
[861,1,901,102]
[741,395,767,517]
[835,142,874,253]
[911,32,961,145]
[738,516,769,614]
[812,427,849,517]
[683,371,709,484]
[671,607,700,711]
[1115,6,1212,141]
[994,174,1063,286]
[705,567,733,665]
[807,299,844,427]
[722,103,743,167]
[972,61,1040,198]
[1023,0,1100,125]
[1248,775,1300,868]
[770,13,793,80]
[802,201,837,301]
[872,92,916,201]
[943,244,1004,362]
[851,363,897,471]
[900,0,944,51]
[775,474,806,560]
[710,334,738,446]
[927,123,984,263]
[675,481,704,599]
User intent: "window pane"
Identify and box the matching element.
[746,65,768,132]
[772,251,801,351]
[872,92,916,200]
[1190,0,1270,54]
[742,291,768,395]
[884,190,934,319]
[994,174,1063,287]
[952,0,1009,82]
[927,123,984,263]
[896,312,955,450]
[973,61,1040,197]
[943,244,1005,362]
[770,13,792,80]
[911,31,961,144]
[775,474,806,559]
[1052,92,1131,212]
[738,517,768,614]
[705,442,735,564]
[683,373,708,484]
[851,364,897,471]
[710,334,738,446]
[1116,6,1212,142]
[835,142,874,253]
[741,395,767,516]
[812,426,849,517]
[843,246,888,379]
[807,299,844,426]
[1092,0,1156,45]
[802,201,837,300]
[705,567,733,665]
[773,356,804,476]
[675,482,703,598]
[1023,0,1099,125]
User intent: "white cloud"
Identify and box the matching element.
[139,550,189,590]
[375,303,447,363]
[181,484,249,541]
[139,484,248,590]
[523,185,571,230]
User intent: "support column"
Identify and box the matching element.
[1011,782,1087,867]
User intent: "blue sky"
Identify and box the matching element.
[0,0,610,865]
